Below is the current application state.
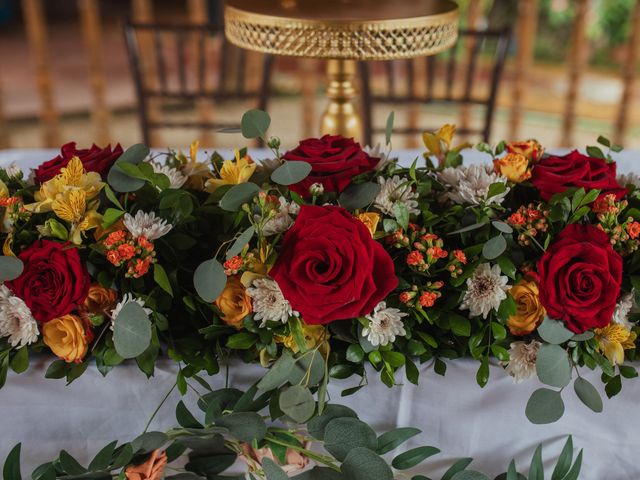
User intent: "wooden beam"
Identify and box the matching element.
[22,0,59,147]
[560,0,589,147]
[78,0,110,145]
[508,0,538,140]
[0,77,9,148]
[458,1,482,141]
[614,0,640,146]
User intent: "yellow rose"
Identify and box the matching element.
[506,140,544,162]
[507,278,545,335]
[215,275,252,328]
[357,212,380,236]
[42,314,90,363]
[494,153,531,183]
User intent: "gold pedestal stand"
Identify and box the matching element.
[224,0,459,140]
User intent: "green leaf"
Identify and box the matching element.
[597,135,611,147]
[103,184,124,210]
[44,360,67,379]
[538,317,574,345]
[257,351,295,392]
[496,256,516,279]
[193,258,226,303]
[3,443,21,480]
[219,183,260,211]
[385,111,395,145]
[30,463,55,480]
[112,302,152,359]
[482,235,506,260]
[102,208,125,229]
[476,358,489,387]
[215,412,267,442]
[153,264,173,296]
[450,472,490,480]
[447,221,488,235]
[391,446,440,470]
[551,436,573,480]
[324,417,377,462]
[339,182,381,210]
[226,226,255,260]
[88,441,118,471]
[394,202,410,231]
[241,109,271,139]
[573,377,603,413]
[536,344,571,388]
[376,427,421,455]
[59,451,86,475]
[491,345,510,362]
[279,385,315,423]
[491,221,513,234]
[307,404,357,440]
[487,182,507,199]
[450,314,471,337]
[341,447,393,480]
[605,374,622,398]
[562,449,583,480]
[289,352,325,386]
[261,458,288,480]
[586,145,605,159]
[528,444,543,480]
[441,458,473,480]
[346,344,365,363]
[270,161,312,186]
[0,256,23,282]
[226,332,257,350]
[525,388,565,424]
[10,347,28,374]
[176,401,202,429]
[107,144,149,192]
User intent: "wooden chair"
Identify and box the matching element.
[125,22,274,146]
[358,28,511,146]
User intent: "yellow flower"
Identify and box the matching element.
[177,140,213,190]
[423,124,455,157]
[205,150,256,191]
[494,153,531,183]
[595,323,637,365]
[506,140,544,163]
[0,179,8,199]
[42,314,90,363]
[29,157,104,213]
[215,275,252,329]
[275,324,330,356]
[507,278,546,335]
[51,189,102,244]
[357,212,380,236]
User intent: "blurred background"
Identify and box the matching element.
[0,0,639,150]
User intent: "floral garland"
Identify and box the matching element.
[0,110,638,427]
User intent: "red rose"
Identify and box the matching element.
[531,150,626,202]
[6,240,90,323]
[33,142,123,184]
[537,224,622,333]
[283,135,379,197]
[270,205,397,324]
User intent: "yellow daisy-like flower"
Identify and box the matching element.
[594,323,637,365]
[177,140,213,190]
[205,149,256,191]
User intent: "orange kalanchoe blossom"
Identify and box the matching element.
[628,221,640,239]
[224,255,243,275]
[103,230,156,278]
[419,291,438,308]
[125,449,168,480]
[592,193,621,215]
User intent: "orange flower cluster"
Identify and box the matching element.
[399,280,444,309]
[406,231,448,273]
[224,255,243,275]
[446,249,468,278]
[103,230,156,278]
[590,193,639,255]
[507,203,549,247]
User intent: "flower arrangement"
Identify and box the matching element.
[0,109,638,428]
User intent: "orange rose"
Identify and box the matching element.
[125,449,167,480]
[494,153,531,183]
[82,284,117,314]
[506,140,544,162]
[215,275,252,328]
[42,314,91,363]
[507,278,546,335]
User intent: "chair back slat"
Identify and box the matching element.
[445,40,458,100]
[426,56,436,101]
[176,31,187,94]
[153,31,168,94]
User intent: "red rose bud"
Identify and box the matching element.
[283,135,379,197]
[33,141,123,184]
[531,150,626,202]
[6,240,90,323]
[537,224,622,333]
[270,205,397,324]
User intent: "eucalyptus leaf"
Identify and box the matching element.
[261,458,288,480]
[574,377,603,413]
[339,182,381,210]
[3,443,21,480]
[193,259,226,303]
[482,235,506,260]
[219,183,260,211]
[324,418,377,462]
[536,344,571,388]
[279,385,315,423]
[385,111,395,145]
[392,446,440,470]
[491,221,513,234]
[0,256,23,282]
[538,317,574,345]
[226,226,255,260]
[525,388,565,424]
[107,144,149,193]
[376,427,421,455]
[307,404,358,440]
[450,472,490,480]
[270,161,312,186]
[341,447,393,480]
[112,302,151,359]
[441,458,473,480]
[241,109,270,139]
[215,412,266,443]
[257,352,295,392]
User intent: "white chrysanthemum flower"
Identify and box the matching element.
[374,175,420,216]
[460,263,509,319]
[504,341,541,383]
[439,164,509,206]
[364,143,393,172]
[123,210,173,240]
[110,293,153,330]
[612,292,634,329]
[618,172,640,189]
[246,277,297,327]
[0,285,39,348]
[150,162,188,189]
[4,162,22,179]
[261,197,299,236]
[362,302,408,347]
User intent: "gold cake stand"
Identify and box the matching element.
[224,0,459,139]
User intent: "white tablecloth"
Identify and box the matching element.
[1,147,640,479]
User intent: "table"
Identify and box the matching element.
[224,0,459,137]
[1,148,640,479]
